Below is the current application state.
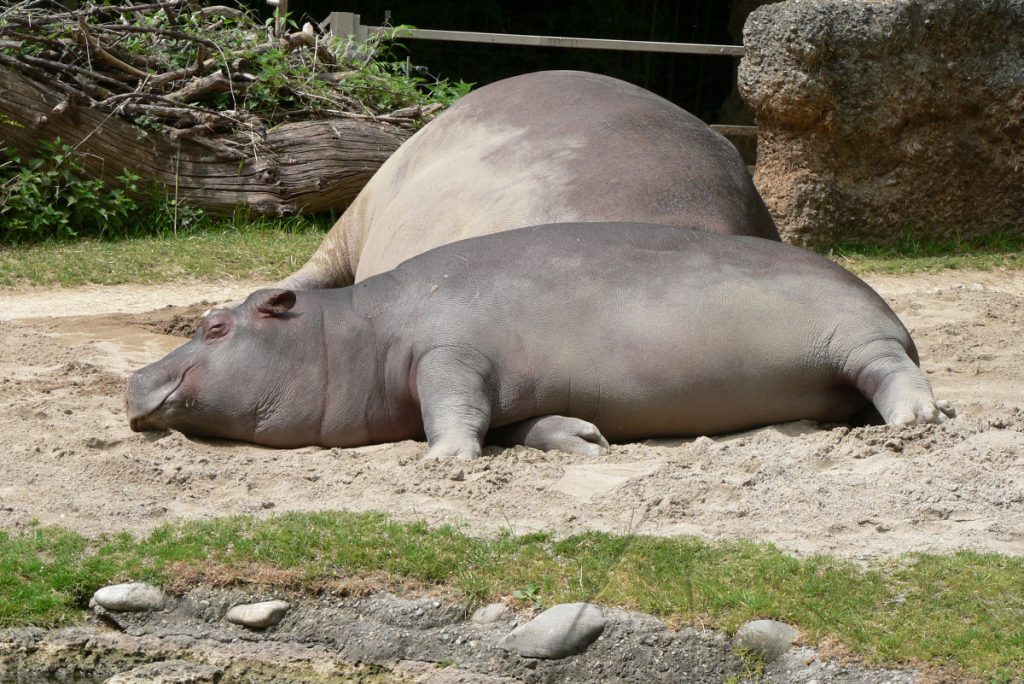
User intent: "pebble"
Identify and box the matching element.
[91,582,166,612]
[497,602,605,659]
[471,602,508,624]
[225,600,291,629]
[733,619,798,663]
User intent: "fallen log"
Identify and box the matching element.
[0,66,412,216]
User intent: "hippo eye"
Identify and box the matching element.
[205,321,228,340]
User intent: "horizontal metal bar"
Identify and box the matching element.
[710,125,757,136]
[372,26,745,57]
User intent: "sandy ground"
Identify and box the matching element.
[0,269,1022,560]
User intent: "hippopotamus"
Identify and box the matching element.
[128,223,954,457]
[277,70,779,291]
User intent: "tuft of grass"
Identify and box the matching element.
[1,512,1022,679]
[0,214,330,288]
[821,227,1024,274]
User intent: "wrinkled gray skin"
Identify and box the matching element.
[279,70,779,291]
[128,224,954,457]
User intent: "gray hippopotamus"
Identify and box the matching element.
[278,70,778,291]
[128,223,953,457]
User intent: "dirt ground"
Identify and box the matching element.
[0,269,1022,560]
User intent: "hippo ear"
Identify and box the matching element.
[253,289,296,317]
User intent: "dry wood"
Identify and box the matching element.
[166,71,232,102]
[0,1,454,215]
[78,17,151,80]
[0,66,411,215]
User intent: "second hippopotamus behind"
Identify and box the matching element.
[128,223,954,457]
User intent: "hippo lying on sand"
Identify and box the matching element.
[278,70,779,291]
[128,223,953,457]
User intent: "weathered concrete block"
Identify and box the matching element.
[105,659,222,684]
[739,0,1024,246]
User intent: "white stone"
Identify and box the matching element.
[92,582,166,612]
[225,600,290,629]
[471,603,508,624]
[733,619,798,663]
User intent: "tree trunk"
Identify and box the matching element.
[0,67,412,216]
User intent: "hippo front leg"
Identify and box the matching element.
[488,416,610,457]
[416,347,494,460]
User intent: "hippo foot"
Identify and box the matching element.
[488,415,610,457]
[888,397,957,425]
[424,439,483,461]
[853,344,957,427]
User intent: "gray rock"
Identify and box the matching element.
[92,582,166,612]
[739,0,1024,247]
[471,603,508,624]
[104,658,221,683]
[225,599,290,629]
[496,602,605,659]
[733,619,798,663]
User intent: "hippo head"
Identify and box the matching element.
[126,289,326,447]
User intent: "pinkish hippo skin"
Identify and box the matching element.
[278,70,779,291]
[128,224,953,457]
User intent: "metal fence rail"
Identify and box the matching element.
[321,12,745,57]
[319,11,757,151]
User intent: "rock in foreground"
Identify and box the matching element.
[225,600,291,629]
[497,602,606,659]
[733,619,798,663]
[92,583,166,612]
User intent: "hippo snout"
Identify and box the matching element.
[126,362,185,432]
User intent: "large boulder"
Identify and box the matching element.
[739,0,1024,246]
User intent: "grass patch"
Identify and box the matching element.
[822,228,1024,275]
[2,512,1022,679]
[2,223,1022,289]
[0,215,330,288]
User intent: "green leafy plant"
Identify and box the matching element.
[336,25,473,114]
[3,3,473,146]
[247,47,306,115]
[512,583,543,609]
[0,139,141,243]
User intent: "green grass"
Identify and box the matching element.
[2,512,1022,679]
[1,223,1022,289]
[824,228,1024,275]
[0,215,330,288]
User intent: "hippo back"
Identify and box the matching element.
[288,70,779,288]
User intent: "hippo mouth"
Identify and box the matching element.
[126,366,190,432]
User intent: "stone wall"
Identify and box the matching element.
[738,0,1024,246]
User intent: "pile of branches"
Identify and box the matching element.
[0,0,448,146]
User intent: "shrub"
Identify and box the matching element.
[0,139,142,243]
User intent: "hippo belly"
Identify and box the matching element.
[397,225,952,459]
[387,226,884,443]
[504,298,867,440]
